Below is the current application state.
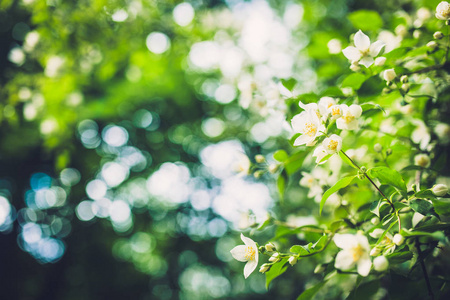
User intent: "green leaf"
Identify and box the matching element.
[312,235,327,251]
[290,245,310,256]
[320,175,357,214]
[431,199,450,216]
[348,10,383,31]
[297,281,326,300]
[370,198,389,218]
[360,102,385,114]
[346,280,380,300]
[414,223,450,232]
[284,151,308,175]
[409,199,440,220]
[273,150,289,162]
[341,73,367,90]
[367,167,407,198]
[281,78,297,91]
[265,258,288,289]
[339,151,358,169]
[274,225,324,239]
[400,229,445,241]
[415,189,436,199]
[385,251,413,264]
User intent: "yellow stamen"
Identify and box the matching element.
[351,244,364,262]
[304,122,317,137]
[342,112,355,123]
[328,140,338,151]
[332,107,341,116]
[245,246,256,261]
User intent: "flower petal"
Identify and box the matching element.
[294,134,312,146]
[243,259,258,278]
[357,255,372,276]
[291,113,307,132]
[240,233,257,249]
[369,40,385,56]
[349,105,363,118]
[230,245,248,262]
[359,56,374,68]
[335,250,356,270]
[354,30,370,51]
[334,234,358,249]
[342,46,361,61]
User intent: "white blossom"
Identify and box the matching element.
[336,104,362,130]
[291,109,325,146]
[414,153,431,168]
[230,233,259,278]
[312,146,328,164]
[436,1,450,20]
[342,30,385,68]
[334,233,372,276]
[432,184,448,196]
[322,134,342,154]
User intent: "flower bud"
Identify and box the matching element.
[259,263,270,273]
[386,148,392,156]
[435,123,450,144]
[370,247,382,256]
[288,256,298,266]
[393,234,405,246]
[255,154,265,163]
[350,60,360,72]
[269,253,280,262]
[383,69,397,82]
[253,170,263,179]
[374,56,386,66]
[360,166,367,173]
[373,256,389,271]
[374,143,383,153]
[414,153,431,168]
[314,264,326,274]
[371,217,380,225]
[400,75,409,83]
[401,83,410,93]
[268,164,279,174]
[427,41,438,50]
[432,184,449,196]
[413,30,422,39]
[265,243,276,252]
[434,31,444,39]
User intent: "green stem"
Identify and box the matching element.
[416,238,434,300]
[340,150,402,232]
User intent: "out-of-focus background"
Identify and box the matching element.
[0,0,438,299]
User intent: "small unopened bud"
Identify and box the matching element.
[414,153,431,168]
[402,83,410,93]
[253,170,263,179]
[434,31,444,39]
[255,154,265,163]
[265,243,276,252]
[374,143,383,153]
[371,217,380,225]
[393,233,405,246]
[413,30,422,39]
[259,263,270,273]
[350,60,360,72]
[382,87,392,94]
[314,264,326,274]
[374,56,386,66]
[400,75,409,83]
[386,149,392,156]
[373,256,389,271]
[269,253,280,262]
[427,41,438,50]
[432,184,449,196]
[370,247,382,256]
[383,69,397,82]
[268,164,279,174]
[288,256,298,266]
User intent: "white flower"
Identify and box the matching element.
[436,1,450,20]
[328,38,342,54]
[329,105,343,120]
[393,234,405,246]
[318,97,337,120]
[334,233,372,276]
[435,123,450,144]
[432,184,448,196]
[342,30,385,68]
[230,233,259,278]
[322,134,343,154]
[383,69,397,82]
[336,104,362,130]
[289,256,298,266]
[291,109,325,146]
[414,153,431,168]
[232,153,251,176]
[373,256,389,272]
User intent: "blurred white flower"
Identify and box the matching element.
[414,153,431,168]
[323,134,342,154]
[334,233,372,276]
[374,56,386,66]
[342,30,385,68]
[436,1,450,20]
[336,104,362,130]
[435,123,450,144]
[230,233,259,278]
[232,153,251,176]
[383,69,397,82]
[327,38,342,54]
[373,256,389,271]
